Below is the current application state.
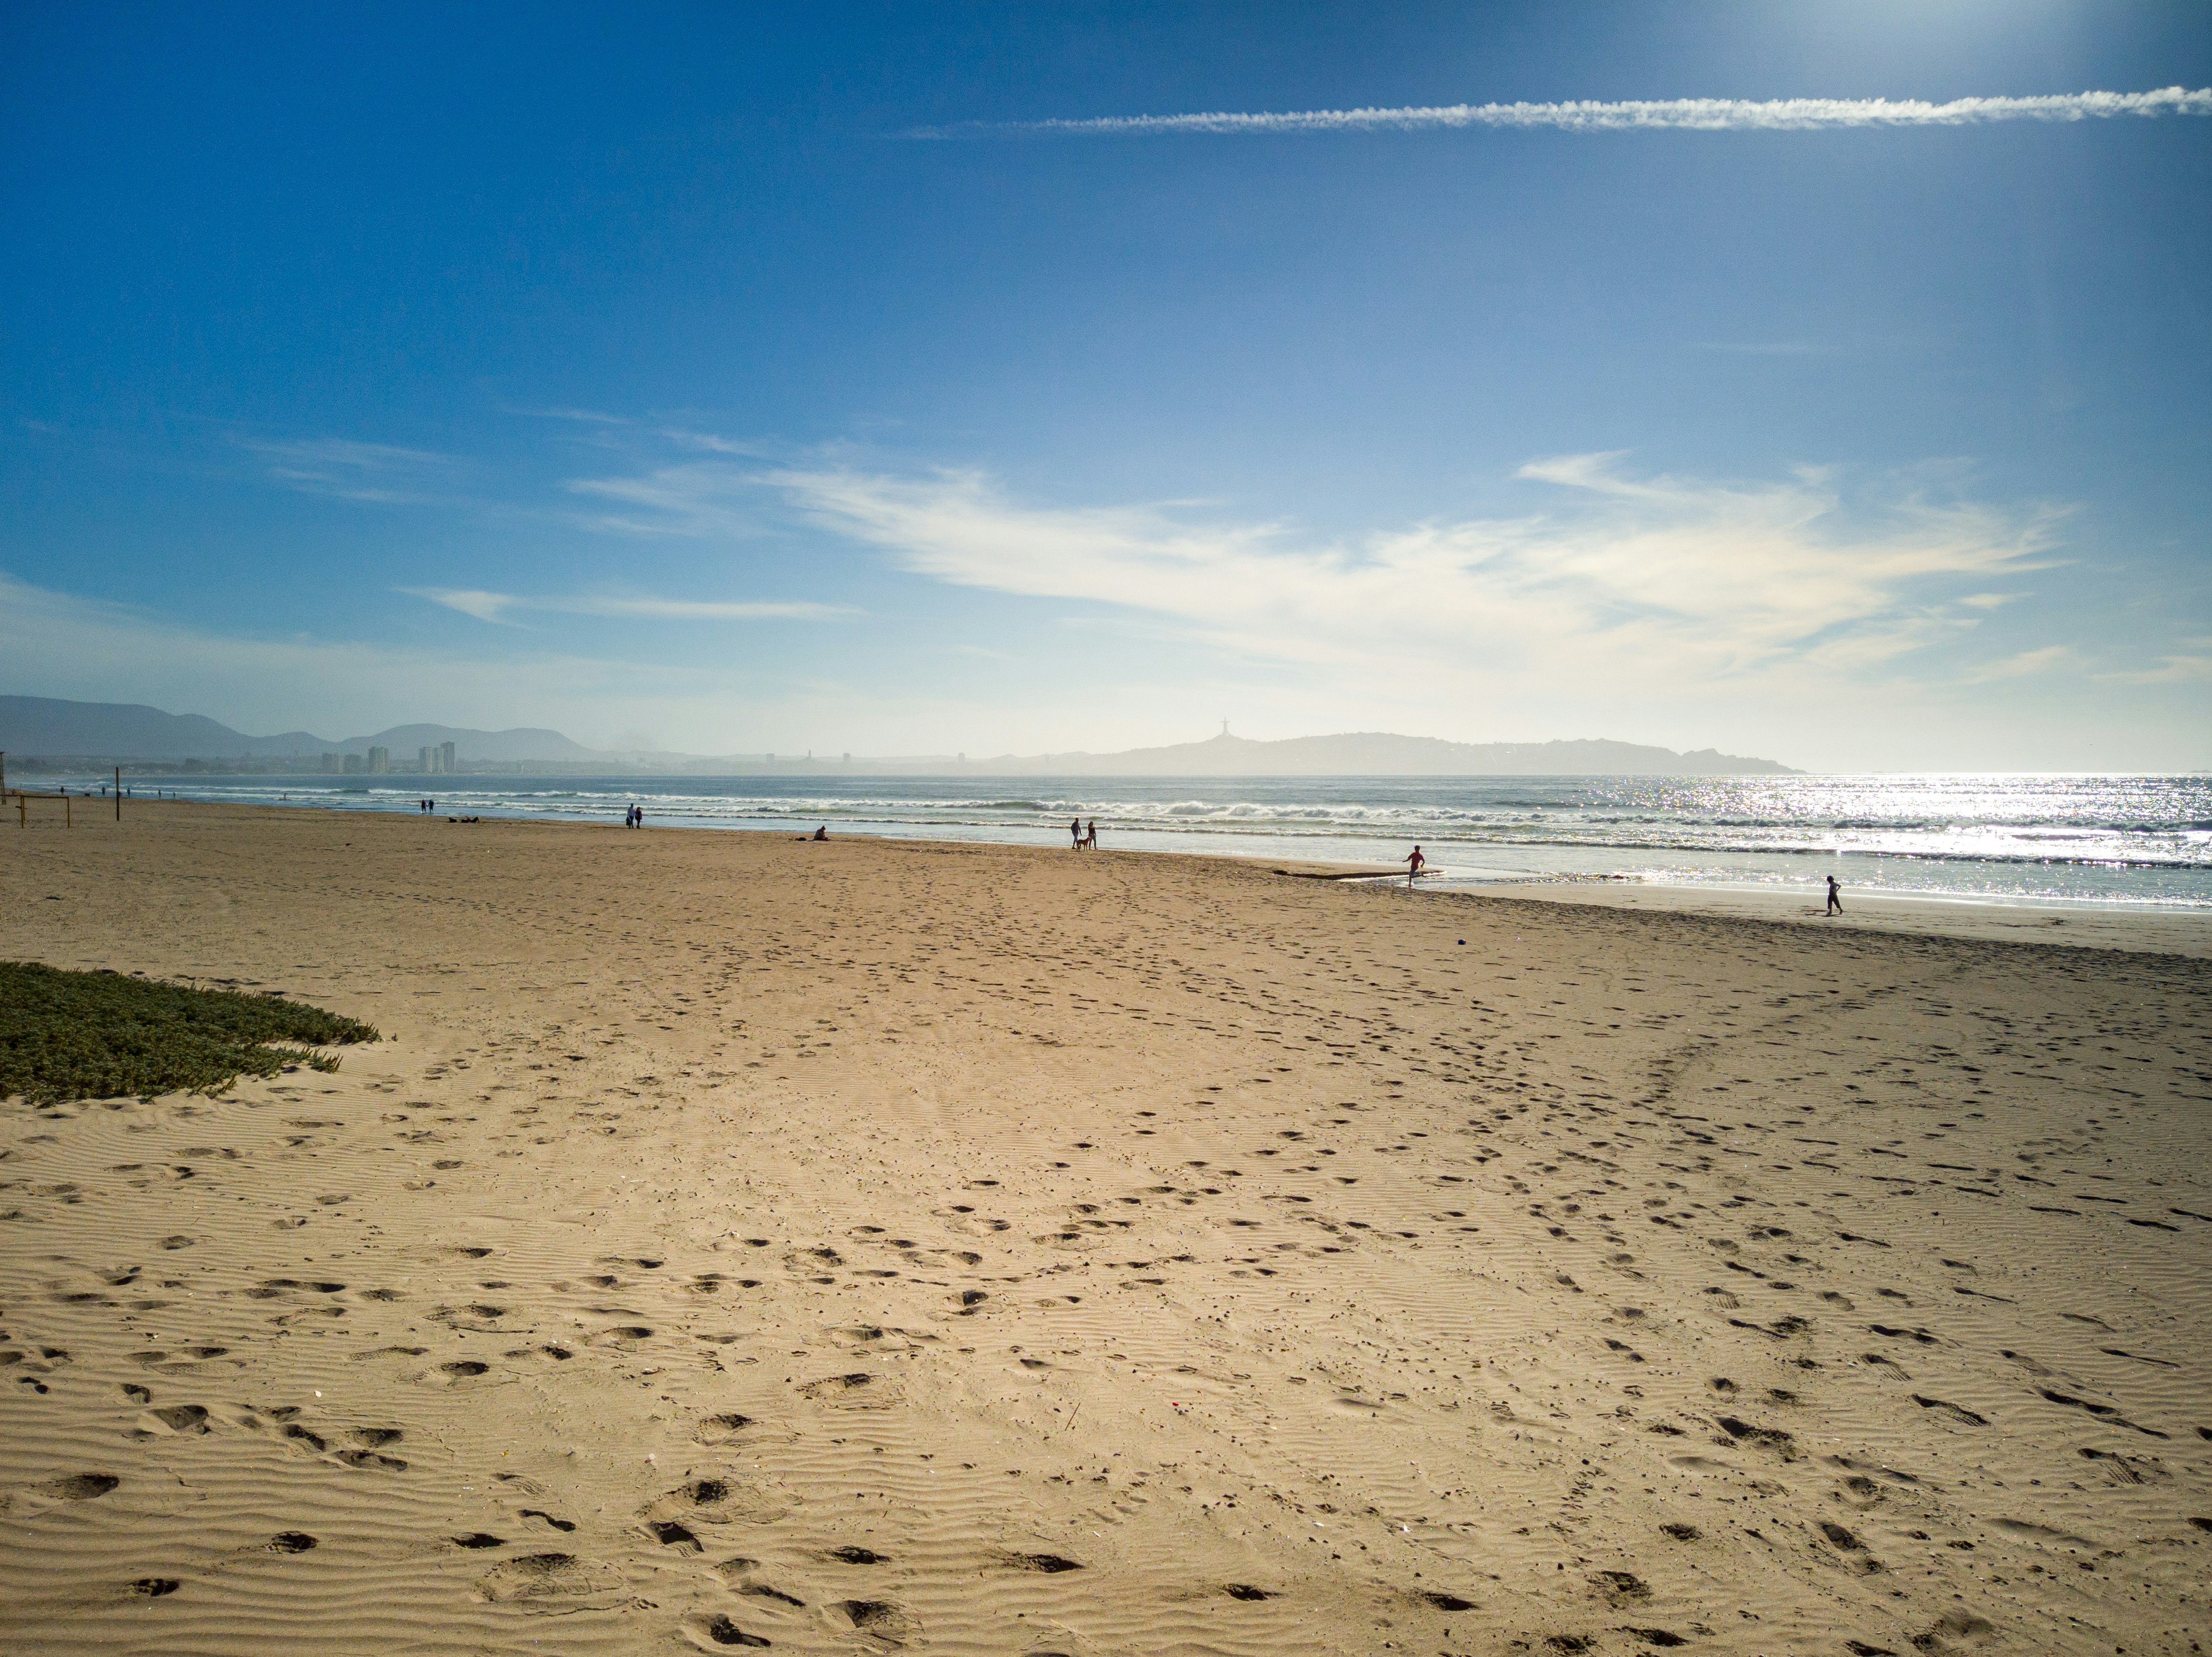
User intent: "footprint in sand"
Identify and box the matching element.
[648,1476,793,1526]
[836,1599,918,1644]
[1909,1394,1988,1427]
[686,1612,771,1648]
[1001,1551,1084,1573]
[473,1551,614,1602]
[1590,1572,1650,1605]
[796,1371,901,1410]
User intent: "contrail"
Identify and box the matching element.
[916,86,2212,139]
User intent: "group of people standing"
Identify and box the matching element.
[415,797,436,813]
[1069,816,1098,850]
[623,803,645,828]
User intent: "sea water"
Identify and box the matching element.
[76,772,2212,911]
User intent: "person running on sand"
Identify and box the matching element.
[1826,874,1843,915]
[1405,845,1426,887]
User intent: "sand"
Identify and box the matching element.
[2,800,2208,1657]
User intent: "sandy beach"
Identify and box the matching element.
[2,800,2208,1657]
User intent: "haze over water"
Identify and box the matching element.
[105,772,2212,911]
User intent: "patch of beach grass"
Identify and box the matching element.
[0,962,378,1105]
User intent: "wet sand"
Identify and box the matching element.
[2,801,2208,1656]
[1488,880,2212,960]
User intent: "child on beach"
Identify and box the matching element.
[1405,845,1426,887]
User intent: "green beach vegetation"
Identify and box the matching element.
[0,962,377,1105]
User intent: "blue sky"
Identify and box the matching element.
[3,1,2208,768]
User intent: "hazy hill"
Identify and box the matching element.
[2,697,1796,774]
[0,696,595,763]
[330,723,597,764]
[981,731,1798,776]
[673,730,1797,775]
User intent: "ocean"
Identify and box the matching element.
[65,771,2212,911]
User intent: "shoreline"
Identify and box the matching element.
[31,776,2210,916]
[46,795,2212,957]
[1476,876,2212,959]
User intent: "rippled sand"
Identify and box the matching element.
[2,801,2208,1655]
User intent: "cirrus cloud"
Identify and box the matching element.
[757,453,2061,695]
[403,588,851,625]
[921,85,2212,139]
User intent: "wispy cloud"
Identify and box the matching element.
[2097,641,2212,686]
[241,436,456,503]
[762,454,2062,694]
[402,587,848,624]
[0,568,1114,758]
[920,85,2212,139]
[504,406,631,426]
[1960,644,2078,683]
[564,463,765,537]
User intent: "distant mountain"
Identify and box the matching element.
[2,698,1795,774]
[983,731,1798,776]
[674,730,1799,775]
[330,723,597,764]
[0,696,596,763]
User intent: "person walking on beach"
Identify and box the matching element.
[1071,816,1083,850]
[1084,818,1097,850]
[1825,874,1843,915]
[1404,844,1426,887]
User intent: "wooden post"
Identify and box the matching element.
[65,792,72,828]
[115,767,122,822]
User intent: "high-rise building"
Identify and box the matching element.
[342,753,363,775]
[418,745,436,773]
[320,753,342,773]
[440,740,457,773]
[367,746,391,774]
